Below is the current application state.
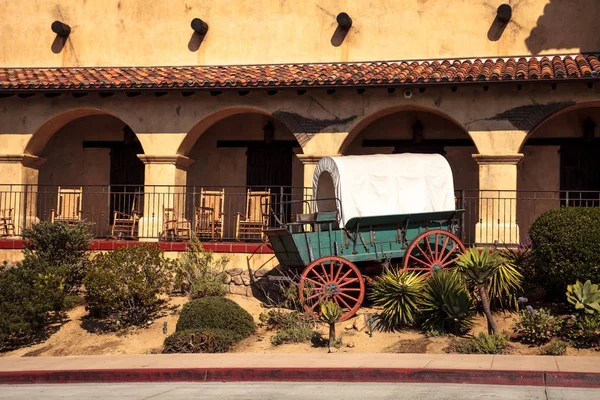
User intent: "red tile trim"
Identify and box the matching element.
[0,239,273,254]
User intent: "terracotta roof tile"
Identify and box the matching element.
[1,54,598,91]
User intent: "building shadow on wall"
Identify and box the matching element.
[525,0,600,54]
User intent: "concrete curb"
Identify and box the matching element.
[1,368,599,388]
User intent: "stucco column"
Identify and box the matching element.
[0,155,45,235]
[137,155,194,240]
[473,154,523,246]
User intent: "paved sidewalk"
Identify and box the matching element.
[1,354,599,387]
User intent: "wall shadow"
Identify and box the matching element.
[188,32,206,52]
[51,35,67,54]
[525,0,600,54]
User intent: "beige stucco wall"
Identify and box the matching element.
[1,0,598,67]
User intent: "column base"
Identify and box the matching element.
[474,222,520,247]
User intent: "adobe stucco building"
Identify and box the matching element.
[1,0,600,262]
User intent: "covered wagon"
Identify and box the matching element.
[265,153,465,321]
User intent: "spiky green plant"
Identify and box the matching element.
[488,256,523,310]
[368,269,426,329]
[455,247,504,334]
[319,301,343,352]
[566,280,600,315]
[420,269,475,335]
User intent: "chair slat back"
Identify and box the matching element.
[57,186,83,220]
[245,189,271,222]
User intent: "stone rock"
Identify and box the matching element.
[253,268,269,278]
[232,275,244,285]
[227,268,243,276]
[346,342,355,348]
[352,313,374,332]
[229,283,247,296]
[241,273,251,286]
[222,273,232,284]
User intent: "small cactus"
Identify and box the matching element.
[566,280,600,315]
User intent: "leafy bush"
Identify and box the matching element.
[259,309,315,345]
[563,314,600,349]
[163,329,238,353]
[542,339,568,356]
[500,239,537,293]
[513,306,562,345]
[368,269,426,328]
[450,333,509,354]
[0,263,53,350]
[83,244,175,328]
[529,208,600,296]
[174,238,229,298]
[566,280,600,315]
[420,269,475,335]
[22,221,92,295]
[176,297,255,339]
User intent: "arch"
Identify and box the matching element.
[339,105,476,155]
[176,106,278,157]
[518,101,600,152]
[24,108,143,156]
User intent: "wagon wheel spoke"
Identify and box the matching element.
[335,294,352,311]
[337,278,359,288]
[408,254,431,268]
[415,243,434,265]
[309,269,328,285]
[333,262,344,282]
[338,291,360,303]
[337,268,354,283]
[304,277,324,288]
[434,233,440,262]
[319,262,331,283]
[439,243,460,266]
[437,234,450,263]
[307,292,322,301]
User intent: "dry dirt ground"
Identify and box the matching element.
[2,295,599,357]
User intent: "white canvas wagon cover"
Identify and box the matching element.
[312,153,456,227]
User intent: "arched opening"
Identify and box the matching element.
[183,112,304,240]
[31,113,145,237]
[342,107,478,244]
[518,103,600,237]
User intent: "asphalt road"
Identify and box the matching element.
[1,383,599,400]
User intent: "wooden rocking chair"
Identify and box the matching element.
[51,186,83,225]
[111,192,142,239]
[194,188,225,240]
[1,208,15,237]
[235,189,271,241]
[161,206,191,241]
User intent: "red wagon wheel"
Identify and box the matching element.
[298,256,365,322]
[402,229,465,276]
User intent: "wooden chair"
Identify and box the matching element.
[111,193,142,239]
[161,206,191,241]
[194,188,225,240]
[1,208,15,237]
[51,186,83,225]
[235,189,271,241]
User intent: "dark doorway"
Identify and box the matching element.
[109,139,145,221]
[246,143,294,224]
[560,140,600,206]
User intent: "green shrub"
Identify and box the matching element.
[163,329,238,353]
[563,314,600,349]
[83,244,175,328]
[513,306,562,345]
[542,339,568,356]
[529,208,600,296]
[420,269,475,335]
[174,238,229,298]
[259,309,315,345]
[176,297,255,339]
[22,221,93,295]
[451,333,509,354]
[368,269,426,328]
[0,263,53,350]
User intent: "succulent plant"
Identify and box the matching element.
[566,280,600,315]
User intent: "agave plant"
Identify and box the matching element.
[368,269,426,329]
[566,280,600,315]
[420,269,475,335]
[455,247,504,334]
[319,301,343,352]
[488,255,523,310]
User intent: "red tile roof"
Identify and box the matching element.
[1,54,599,91]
